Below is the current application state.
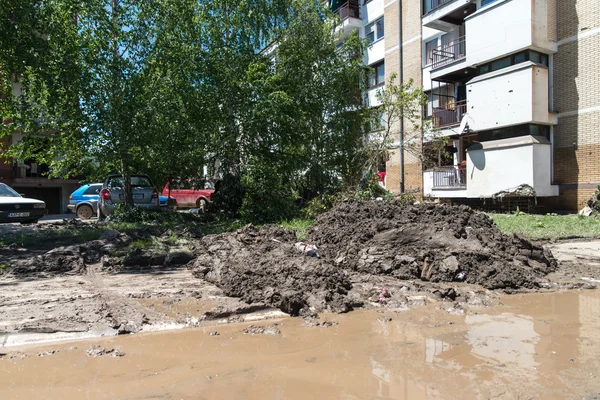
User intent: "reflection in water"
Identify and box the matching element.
[466,313,539,369]
[1,291,600,399]
[425,338,451,364]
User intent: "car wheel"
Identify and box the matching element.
[197,198,208,213]
[76,204,94,220]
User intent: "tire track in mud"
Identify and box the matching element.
[83,263,150,334]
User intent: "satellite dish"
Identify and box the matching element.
[459,113,471,135]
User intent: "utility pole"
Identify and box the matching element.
[398,0,405,193]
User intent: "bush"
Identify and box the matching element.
[108,204,197,224]
[209,173,245,215]
[302,193,338,219]
[587,184,600,213]
[239,166,298,223]
[354,175,394,201]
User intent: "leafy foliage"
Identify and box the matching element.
[108,204,197,224]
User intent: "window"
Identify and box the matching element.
[367,62,385,88]
[367,108,386,132]
[365,17,384,43]
[478,124,550,142]
[424,39,437,66]
[477,50,550,75]
[481,0,500,6]
[83,185,101,195]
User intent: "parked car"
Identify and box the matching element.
[0,183,48,224]
[68,183,102,220]
[162,179,215,211]
[69,182,167,220]
[98,174,160,220]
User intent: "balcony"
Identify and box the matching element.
[431,36,466,69]
[432,166,466,189]
[466,63,556,132]
[333,1,361,36]
[424,135,559,199]
[422,0,476,32]
[432,99,466,128]
[465,0,556,66]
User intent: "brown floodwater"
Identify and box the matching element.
[1,290,599,400]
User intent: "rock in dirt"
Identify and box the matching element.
[190,225,352,316]
[86,346,125,358]
[242,324,281,335]
[309,200,557,290]
[302,318,338,327]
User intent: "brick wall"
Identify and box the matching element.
[553,0,600,211]
[383,0,423,194]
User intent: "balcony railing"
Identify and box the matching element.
[431,36,466,69]
[433,166,466,188]
[334,1,360,20]
[432,99,466,128]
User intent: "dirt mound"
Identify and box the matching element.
[190,225,352,316]
[308,200,556,290]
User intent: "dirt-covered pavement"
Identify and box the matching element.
[1,200,598,346]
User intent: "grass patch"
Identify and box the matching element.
[279,218,315,240]
[1,227,104,248]
[490,213,600,240]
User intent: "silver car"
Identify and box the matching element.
[98,174,160,220]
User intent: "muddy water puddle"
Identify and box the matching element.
[1,290,599,399]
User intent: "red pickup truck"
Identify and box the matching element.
[162,180,215,210]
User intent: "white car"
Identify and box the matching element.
[0,183,48,224]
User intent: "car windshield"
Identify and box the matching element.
[0,184,21,197]
[107,176,153,188]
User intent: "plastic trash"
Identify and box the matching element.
[294,242,319,258]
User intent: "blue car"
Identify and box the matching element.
[69,183,168,220]
[68,183,103,219]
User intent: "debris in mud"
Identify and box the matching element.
[431,287,458,301]
[443,303,467,315]
[294,242,319,257]
[242,324,281,335]
[377,317,393,323]
[86,346,125,358]
[302,318,338,327]
[190,225,352,316]
[37,350,57,357]
[309,200,557,290]
[209,331,220,336]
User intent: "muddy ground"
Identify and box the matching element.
[2,290,600,399]
[1,201,599,345]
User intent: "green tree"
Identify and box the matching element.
[370,73,429,193]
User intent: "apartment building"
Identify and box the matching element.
[333,0,599,211]
[0,81,80,214]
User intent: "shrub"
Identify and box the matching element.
[108,204,197,224]
[239,166,298,223]
[209,173,245,215]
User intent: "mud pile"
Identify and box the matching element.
[309,200,557,290]
[190,225,352,316]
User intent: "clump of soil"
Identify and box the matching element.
[86,346,125,357]
[190,225,352,316]
[309,200,556,290]
[242,324,281,335]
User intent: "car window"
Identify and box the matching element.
[131,176,152,187]
[0,184,21,197]
[83,185,101,195]
[107,176,152,188]
[107,177,124,189]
